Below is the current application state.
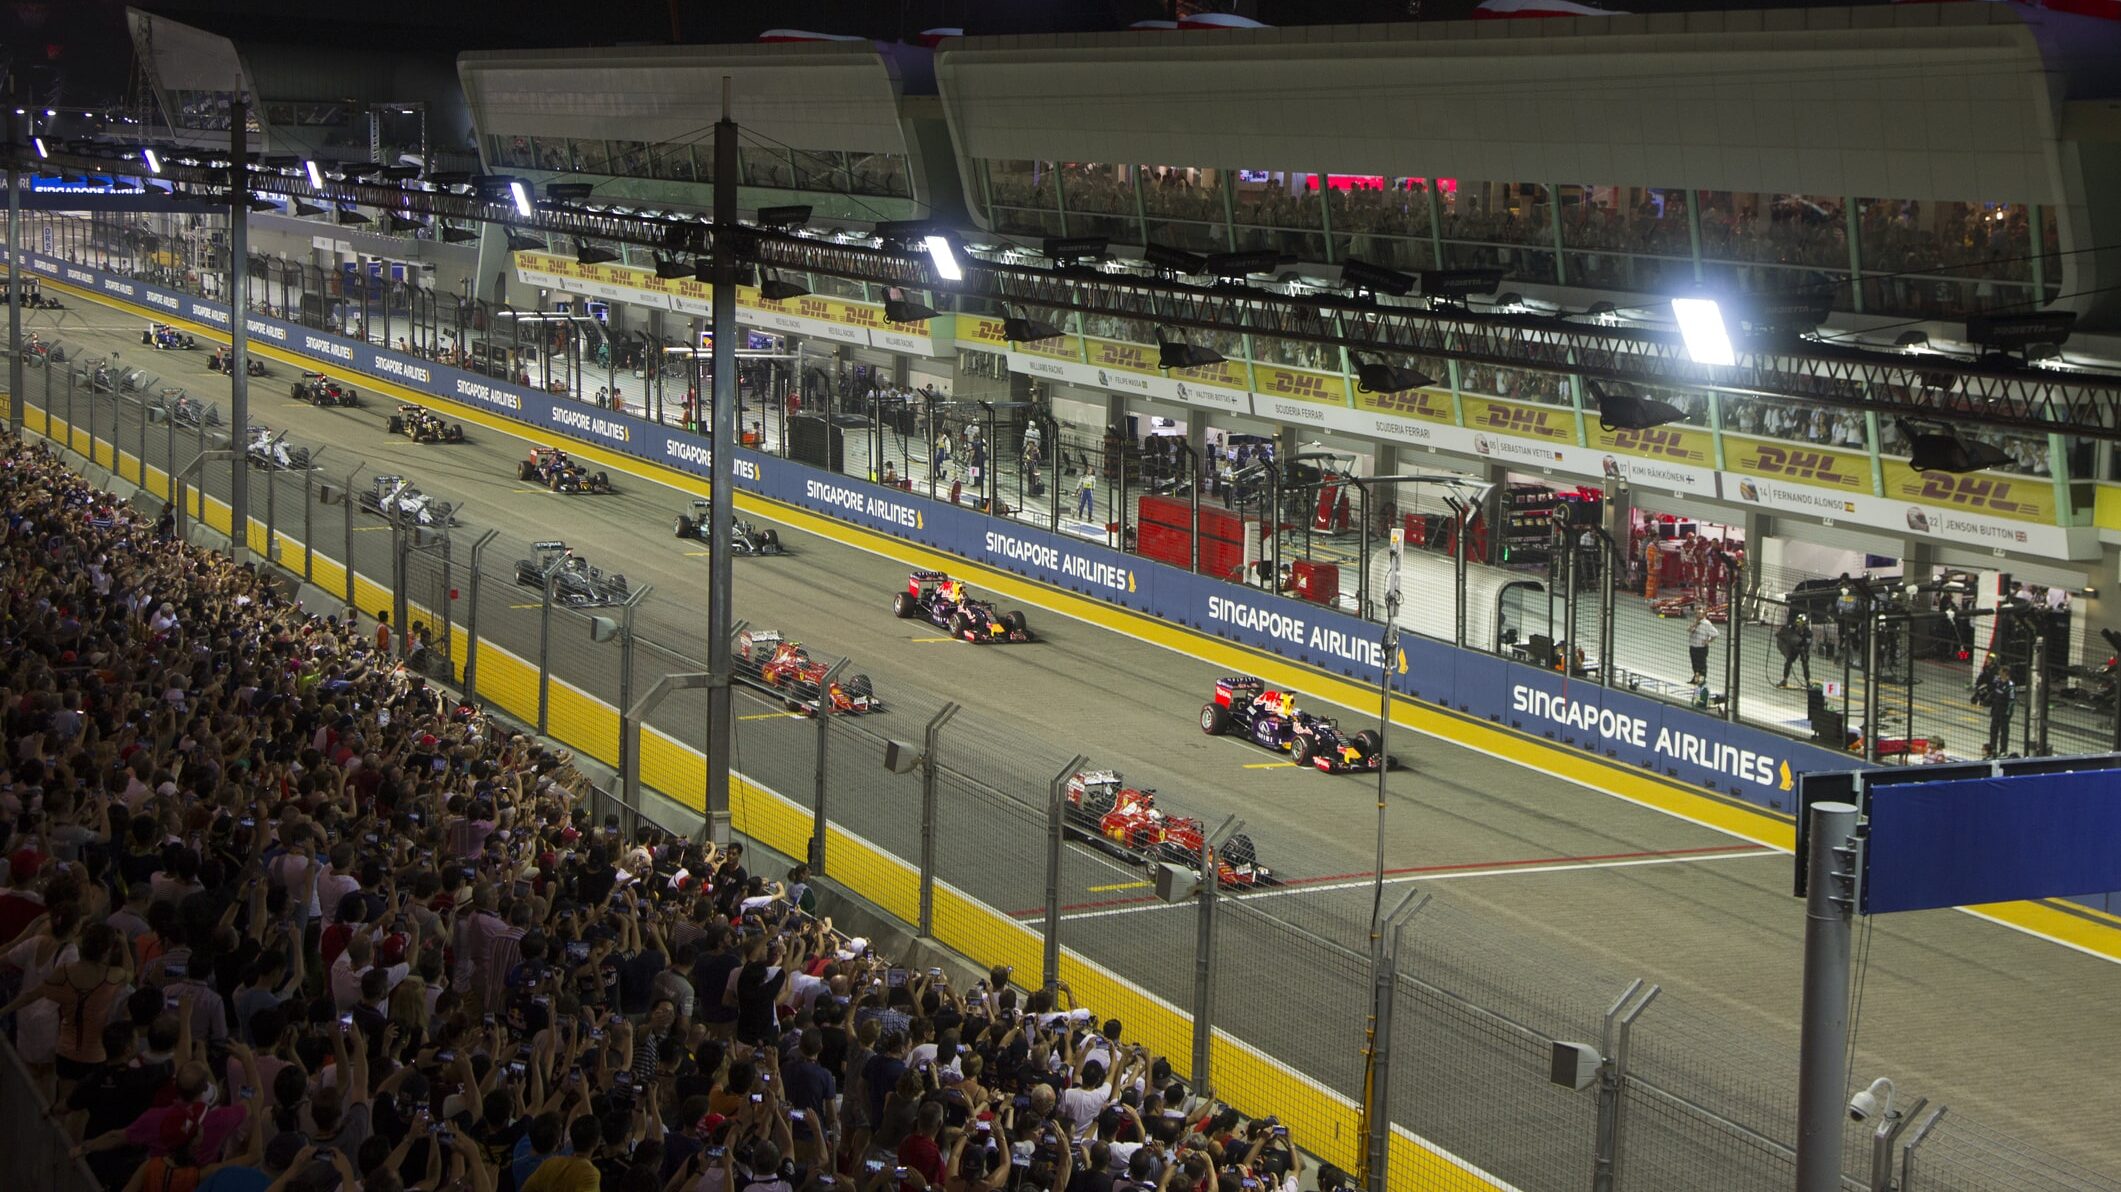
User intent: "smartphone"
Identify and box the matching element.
[886,968,907,989]
[315,1149,336,1162]
[239,817,256,828]
[750,1093,763,1104]
[893,1169,909,1180]
[165,961,187,979]
[240,1087,255,1100]
[928,967,942,978]
[483,1012,496,1026]
[338,1012,354,1027]
[759,1073,772,1084]
[507,1061,526,1078]
[435,1128,453,1145]
[862,1160,885,1175]
[431,757,447,773]
[614,1071,633,1088]
[437,1050,457,1063]
[706,1148,727,1160]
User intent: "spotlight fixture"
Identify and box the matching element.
[294,200,327,217]
[1337,257,1415,298]
[1203,249,1281,282]
[304,159,324,188]
[923,233,964,282]
[1589,381,1686,432]
[504,229,547,252]
[1896,419,2012,474]
[387,213,425,232]
[1041,236,1109,267]
[342,162,385,179]
[1144,242,1208,277]
[379,165,422,181]
[652,256,691,280]
[576,241,620,266]
[758,274,810,301]
[247,197,280,213]
[756,204,812,229]
[508,180,533,217]
[1157,333,1225,370]
[1351,354,1435,395]
[1002,316,1065,344]
[1419,268,1505,301]
[546,182,595,202]
[32,137,46,159]
[336,207,371,225]
[441,224,479,244]
[1895,330,1930,350]
[1670,297,1736,367]
[143,148,162,174]
[1967,311,2075,354]
[884,292,939,323]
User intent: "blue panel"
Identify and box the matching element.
[1866,770,2121,913]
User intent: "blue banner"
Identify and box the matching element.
[1866,768,2121,913]
[17,247,1849,805]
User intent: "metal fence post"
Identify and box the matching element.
[1592,979,1661,1192]
[463,530,496,701]
[812,659,848,873]
[2028,631,2049,756]
[917,702,962,938]
[389,508,411,658]
[536,554,568,734]
[1360,889,1427,1192]
[1796,801,1863,1192]
[594,584,651,816]
[1045,754,1089,995]
[1863,608,1882,764]
[1724,560,1743,722]
[1869,1095,1928,1192]
[1193,814,1242,1099]
[341,463,361,607]
[300,465,316,581]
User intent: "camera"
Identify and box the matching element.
[1848,1076,1896,1123]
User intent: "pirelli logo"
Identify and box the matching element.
[1916,474,2029,515]
[1749,445,1859,487]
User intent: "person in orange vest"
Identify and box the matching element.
[375,610,393,656]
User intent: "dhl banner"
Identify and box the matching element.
[1591,422,1714,468]
[1461,396,1575,443]
[513,251,933,356]
[1724,436,1871,495]
[1253,363,1352,407]
[1353,386,1456,426]
[1881,460,2055,525]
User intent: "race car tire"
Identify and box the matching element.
[1002,610,1028,637]
[386,416,404,435]
[675,515,696,538]
[1199,703,1229,735]
[892,591,917,619]
[595,471,610,490]
[1292,736,1315,768]
[1352,729,1383,759]
[1222,833,1258,869]
[517,461,537,481]
[451,424,465,441]
[950,611,971,639]
[762,529,781,552]
[844,674,874,700]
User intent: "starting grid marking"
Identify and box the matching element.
[1028,843,1777,922]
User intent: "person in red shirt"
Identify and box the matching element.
[898,1100,946,1192]
[374,610,392,656]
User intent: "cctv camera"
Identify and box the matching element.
[1848,1076,1895,1123]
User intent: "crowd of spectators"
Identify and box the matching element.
[0,429,1329,1192]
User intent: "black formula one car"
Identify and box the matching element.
[387,403,467,444]
[890,571,1032,643]
[672,500,784,555]
[293,372,363,407]
[518,445,612,494]
[1199,675,1386,773]
[513,540,629,607]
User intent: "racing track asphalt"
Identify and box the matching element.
[20,300,2121,1182]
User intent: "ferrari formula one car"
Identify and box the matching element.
[143,322,199,351]
[519,445,612,494]
[388,403,467,444]
[1199,675,1387,773]
[735,629,879,714]
[1065,770,1270,888]
[357,474,456,528]
[673,501,784,555]
[293,372,363,408]
[513,540,630,607]
[890,571,1032,643]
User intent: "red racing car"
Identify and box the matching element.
[736,629,879,715]
[1064,770,1269,888]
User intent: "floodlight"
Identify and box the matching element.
[1337,257,1415,298]
[337,207,371,225]
[1351,355,1435,395]
[509,180,533,217]
[1896,419,2012,474]
[1895,331,1930,350]
[1670,297,1736,367]
[654,257,691,280]
[32,137,46,159]
[294,200,327,217]
[388,213,425,232]
[143,148,162,175]
[1042,236,1109,266]
[1144,242,1208,277]
[304,159,323,188]
[1003,316,1065,344]
[576,241,620,266]
[757,205,812,229]
[504,229,546,251]
[545,182,594,201]
[759,275,810,301]
[923,233,964,282]
[441,225,479,244]
[1204,249,1280,281]
[885,296,939,323]
[1419,268,1505,300]
[1589,382,1686,432]
[1157,334,1225,370]
[1967,311,2075,353]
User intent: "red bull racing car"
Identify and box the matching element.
[1199,675,1387,773]
[736,629,879,715]
[891,571,1032,643]
[1065,770,1271,889]
[518,445,613,494]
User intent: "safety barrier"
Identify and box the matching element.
[3,245,1850,808]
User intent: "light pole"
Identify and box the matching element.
[704,76,739,845]
[1372,526,1404,937]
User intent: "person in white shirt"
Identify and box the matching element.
[331,928,412,1012]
